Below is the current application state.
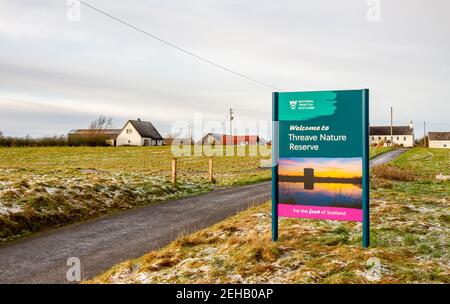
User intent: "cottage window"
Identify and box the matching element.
[397,137,399,140]
[372,137,375,140]
[126,129,132,134]
[404,137,407,141]
[378,137,381,140]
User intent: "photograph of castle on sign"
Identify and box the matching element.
[278,158,363,209]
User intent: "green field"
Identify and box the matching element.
[0,146,271,243]
[89,148,449,284]
[391,147,450,178]
[0,146,432,244]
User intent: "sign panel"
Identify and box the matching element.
[272,89,370,246]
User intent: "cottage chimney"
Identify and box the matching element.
[137,118,141,122]
[409,120,414,129]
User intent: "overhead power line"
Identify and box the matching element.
[79,1,281,90]
[233,108,271,115]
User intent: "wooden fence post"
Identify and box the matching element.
[208,157,214,183]
[172,158,177,184]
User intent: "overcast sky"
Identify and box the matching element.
[0,0,449,139]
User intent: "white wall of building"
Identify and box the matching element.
[116,122,142,146]
[429,140,450,149]
[370,135,414,148]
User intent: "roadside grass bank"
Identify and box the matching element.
[89,148,449,284]
[390,148,450,179]
[0,146,270,243]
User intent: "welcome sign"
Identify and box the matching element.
[272,90,370,247]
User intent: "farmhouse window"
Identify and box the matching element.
[404,137,406,141]
[397,137,400,140]
[126,129,132,134]
[372,137,375,140]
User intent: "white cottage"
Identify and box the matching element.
[116,119,164,146]
[370,122,415,148]
[428,132,450,149]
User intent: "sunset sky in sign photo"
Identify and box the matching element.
[278,157,362,178]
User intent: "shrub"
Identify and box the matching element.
[372,165,415,181]
[0,135,68,147]
[67,136,109,147]
[0,135,109,147]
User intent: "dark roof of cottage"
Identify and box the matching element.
[370,126,413,136]
[428,132,450,141]
[129,120,163,140]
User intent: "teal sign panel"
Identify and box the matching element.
[272,89,370,247]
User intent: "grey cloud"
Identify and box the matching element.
[0,0,449,138]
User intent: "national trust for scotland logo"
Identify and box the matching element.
[289,100,298,110]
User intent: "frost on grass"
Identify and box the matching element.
[89,189,449,284]
[88,148,449,284]
[0,146,271,243]
[0,170,211,242]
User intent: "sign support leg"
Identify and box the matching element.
[272,164,278,242]
[272,92,279,242]
[362,89,370,248]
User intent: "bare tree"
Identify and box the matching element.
[88,115,113,135]
[89,115,113,130]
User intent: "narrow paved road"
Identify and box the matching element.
[370,148,409,167]
[0,182,271,283]
[0,149,408,284]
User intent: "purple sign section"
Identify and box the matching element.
[278,204,362,222]
[277,157,363,222]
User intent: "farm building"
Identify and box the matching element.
[198,133,267,145]
[68,119,164,146]
[369,122,415,147]
[116,119,164,146]
[164,138,194,146]
[68,129,121,146]
[428,132,450,149]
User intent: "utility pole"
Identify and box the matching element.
[423,121,427,148]
[188,123,192,142]
[390,106,393,146]
[229,108,234,137]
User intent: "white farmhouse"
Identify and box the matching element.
[428,132,450,149]
[370,122,415,148]
[116,119,164,146]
